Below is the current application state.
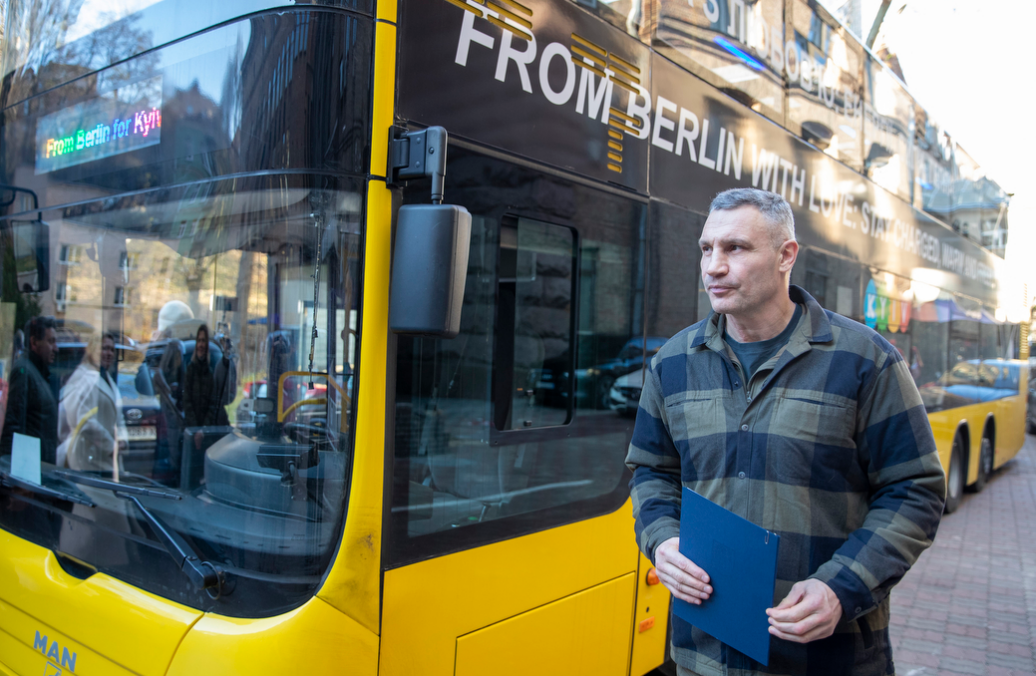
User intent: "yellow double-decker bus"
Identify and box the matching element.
[0,0,1026,674]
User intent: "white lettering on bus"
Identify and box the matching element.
[651,96,678,152]
[539,43,575,105]
[495,30,536,93]
[446,11,998,287]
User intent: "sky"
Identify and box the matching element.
[820,0,1036,315]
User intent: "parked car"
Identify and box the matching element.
[607,368,644,416]
[580,336,667,409]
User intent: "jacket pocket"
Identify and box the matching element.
[767,398,858,488]
[664,394,732,482]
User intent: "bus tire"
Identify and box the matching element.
[944,435,965,513]
[968,436,993,493]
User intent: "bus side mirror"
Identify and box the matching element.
[389,204,471,338]
[387,125,471,338]
[9,219,50,293]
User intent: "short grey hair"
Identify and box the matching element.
[709,188,796,247]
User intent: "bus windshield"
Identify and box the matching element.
[0,4,372,617]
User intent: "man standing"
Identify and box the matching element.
[626,188,945,675]
[2,316,59,464]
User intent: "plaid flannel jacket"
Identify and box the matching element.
[626,286,945,676]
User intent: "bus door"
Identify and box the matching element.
[383,148,659,675]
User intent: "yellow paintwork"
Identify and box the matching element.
[165,596,379,675]
[455,573,637,676]
[314,17,396,634]
[1,597,133,675]
[630,553,671,676]
[926,365,1028,485]
[380,499,643,676]
[0,530,200,676]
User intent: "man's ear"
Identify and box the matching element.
[779,240,799,273]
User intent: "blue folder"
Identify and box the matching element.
[673,487,780,666]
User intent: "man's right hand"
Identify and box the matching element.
[655,537,712,605]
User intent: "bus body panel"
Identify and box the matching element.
[315,6,398,620]
[0,531,200,676]
[454,573,636,676]
[994,367,1028,467]
[630,551,671,675]
[165,596,379,675]
[926,366,1026,487]
[380,500,641,676]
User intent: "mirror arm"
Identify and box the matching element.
[388,126,449,204]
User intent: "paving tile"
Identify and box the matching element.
[891,435,1036,676]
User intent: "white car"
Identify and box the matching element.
[608,369,644,416]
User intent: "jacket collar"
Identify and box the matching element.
[690,284,833,350]
[28,349,51,379]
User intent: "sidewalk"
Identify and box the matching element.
[890,433,1036,676]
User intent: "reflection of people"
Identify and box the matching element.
[184,325,214,450]
[910,345,924,382]
[56,332,125,472]
[211,333,236,426]
[626,189,945,675]
[151,301,190,478]
[1,316,58,463]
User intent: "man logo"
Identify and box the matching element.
[33,632,77,673]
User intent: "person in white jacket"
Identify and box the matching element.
[57,331,126,473]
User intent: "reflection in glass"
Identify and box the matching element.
[391,152,639,561]
[499,218,575,430]
[863,55,913,201]
[787,0,863,170]
[655,0,786,119]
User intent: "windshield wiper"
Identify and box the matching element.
[0,471,95,506]
[52,471,182,500]
[122,494,226,597]
[51,472,225,597]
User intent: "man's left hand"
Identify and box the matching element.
[766,579,841,643]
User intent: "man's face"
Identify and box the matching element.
[699,206,797,319]
[196,335,209,360]
[31,327,57,364]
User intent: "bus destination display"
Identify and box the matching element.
[35,76,163,175]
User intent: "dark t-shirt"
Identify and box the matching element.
[724,303,802,382]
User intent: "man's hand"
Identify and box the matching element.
[654,537,713,605]
[766,579,842,643]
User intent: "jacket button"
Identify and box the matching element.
[738,472,746,479]
[855,607,862,614]
[741,424,749,432]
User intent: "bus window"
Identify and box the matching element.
[0,177,363,616]
[646,200,701,338]
[495,218,575,431]
[390,151,639,564]
[979,310,1001,360]
[790,248,864,321]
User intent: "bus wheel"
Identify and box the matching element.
[945,436,965,513]
[968,436,993,493]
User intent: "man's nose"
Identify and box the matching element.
[705,251,728,277]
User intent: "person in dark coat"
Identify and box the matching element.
[183,324,214,450]
[2,316,59,463]
[211,333,236,427]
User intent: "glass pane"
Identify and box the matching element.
[0,176,363,616]
[790,247,864,322]
[503,218,574,430]
[390,150,638,562]
[863,56,913,202]
[787,0,863,171]
[656,0,786,120]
